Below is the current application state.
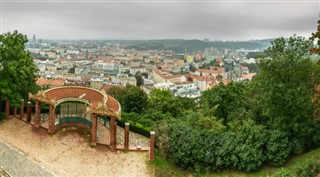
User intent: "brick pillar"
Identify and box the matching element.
[20,99,24,119]
[27,101,32,122]
[48,104,55,133]
[34,101,41,128]
[90,114,97,146]
[110,116,116,149]
[5,100,10,120]
[149,131,155,161]
[124,123,130,150]
[13,106,17,118]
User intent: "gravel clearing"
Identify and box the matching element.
[0,140,56,177]
[0,118,151,177]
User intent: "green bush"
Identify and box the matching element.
[168,122,200,170]
[0,112,5,121]
[117,119,151,137]
[265,129,291,167]
[228,119,266,172]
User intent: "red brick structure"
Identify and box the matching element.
[29,86,121,149]
[149,131,155,161]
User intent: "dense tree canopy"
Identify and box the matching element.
[0,31,39,104]
[106,85,148,113]
[310,20,320,54]
[253,36,316,152]
[108,34,320,174]
[200,82,245,125]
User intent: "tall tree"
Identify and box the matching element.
[310,19,320,119]
[310,19,320,54]
[0,31,39,105]
[135,72,143,86]
[200,82,245,125]
[107,85,148,113]
[253,36,316,151]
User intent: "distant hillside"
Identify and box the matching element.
[121,39,273,53]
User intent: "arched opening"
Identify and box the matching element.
[58,101,88,119]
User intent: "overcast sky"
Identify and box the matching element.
[1,0,319,41]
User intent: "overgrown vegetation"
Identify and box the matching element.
[150,147,320,177]
[109,35,320,173]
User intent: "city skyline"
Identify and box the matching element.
[1,0,319,41]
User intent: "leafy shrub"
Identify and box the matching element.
[117,119,151,137]
[168,123,198,169]
[265,129,291,167]
[228,119,266,172]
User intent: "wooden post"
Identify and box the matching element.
[124,123,130,150]
[149,131,155,161]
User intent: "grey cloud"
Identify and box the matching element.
[1,1,319,40]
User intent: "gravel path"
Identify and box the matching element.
[0,119,150,177]
[0,140,56,177]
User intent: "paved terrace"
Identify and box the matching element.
[0,140,56,177]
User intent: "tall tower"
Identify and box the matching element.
[32,34,36,48]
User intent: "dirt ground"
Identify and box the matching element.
[0,118,152,177]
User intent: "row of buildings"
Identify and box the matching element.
[30,40,258,98]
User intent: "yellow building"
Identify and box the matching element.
[186,55,194,63]
[177,59,185,66]
[152,69,186,83]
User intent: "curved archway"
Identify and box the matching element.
[29,86,121,148]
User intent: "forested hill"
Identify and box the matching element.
[121,39,273,53]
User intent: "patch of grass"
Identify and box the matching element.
[148,151,190,177]
[149,148,320,177]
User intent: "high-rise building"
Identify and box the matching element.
[32,34,36,48]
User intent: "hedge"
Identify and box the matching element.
[117,119,151,138]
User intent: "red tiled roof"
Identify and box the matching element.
[37,79,64,87]
[153,69,183,79]
[44,86,120,116]
[188,74,215,82]
[101,84,123,91]
[196,68,224,75]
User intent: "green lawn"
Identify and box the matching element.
[149,147,320,177]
